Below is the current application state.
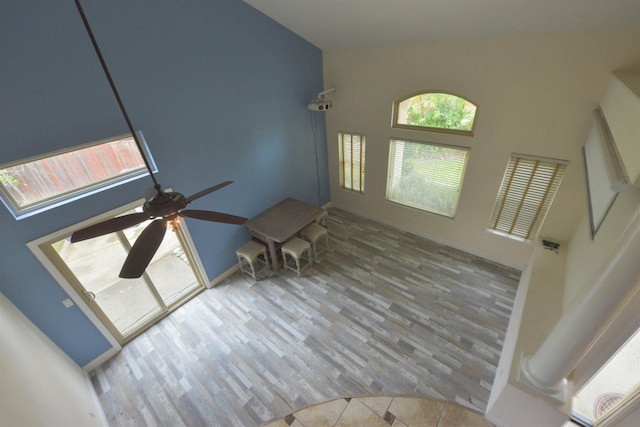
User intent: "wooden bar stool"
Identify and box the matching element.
[300,222,329,261]
[281,237,313,276]
[236,240,270,281]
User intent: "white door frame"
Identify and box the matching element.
[27,196,210,371]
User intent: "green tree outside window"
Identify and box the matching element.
[395,92,477,134]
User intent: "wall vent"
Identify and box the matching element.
[542,239,561,253]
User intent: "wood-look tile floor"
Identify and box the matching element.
[91,208,520,426]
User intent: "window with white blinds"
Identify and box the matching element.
[338,132,365,193]
[489,154,568,241]
[387,139,469,217]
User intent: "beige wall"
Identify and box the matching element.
[0,293,106,427]
[323,28,640,269]
[564,72,640,310]
[564,187,640,311]
[561,72,640,400]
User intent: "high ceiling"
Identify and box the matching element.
[242,0,640,50]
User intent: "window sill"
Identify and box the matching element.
[486,228,534,244]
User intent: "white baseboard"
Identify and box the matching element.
[83,346,120,372]
[209,263,240,288]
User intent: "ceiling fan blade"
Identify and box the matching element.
[71,212,149,243]
[180,209,248,224]
[119,219,167,279]
[184,181,234,204]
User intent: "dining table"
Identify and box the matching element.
[245,198,323,271]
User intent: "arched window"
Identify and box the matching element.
[393,92,477,135]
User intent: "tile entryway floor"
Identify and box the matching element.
[263,396,494,427]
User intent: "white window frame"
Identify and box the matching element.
[392,91,478,136]
[488,153,568,242]
[386,138,470,218]
[338,132,366,193]
[0,131,156,219]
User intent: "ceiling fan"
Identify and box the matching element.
[70,0,247,279]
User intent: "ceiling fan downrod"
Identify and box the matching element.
[74,0,159,187]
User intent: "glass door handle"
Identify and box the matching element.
[83,290,96,301]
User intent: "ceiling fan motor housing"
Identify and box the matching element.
[144,191,187,218]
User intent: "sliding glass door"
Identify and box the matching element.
[572,328,640,425]
[42,207,207,344]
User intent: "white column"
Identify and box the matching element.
[520,212,640,398]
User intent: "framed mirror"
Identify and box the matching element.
[583,108,629,238]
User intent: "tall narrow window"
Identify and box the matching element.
[338,132,366,193]
[489,154,568,241]
[0,133,155,219]
[393,92,478,135]
[387,139,469,217]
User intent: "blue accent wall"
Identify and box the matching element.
[0,0,327,366]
